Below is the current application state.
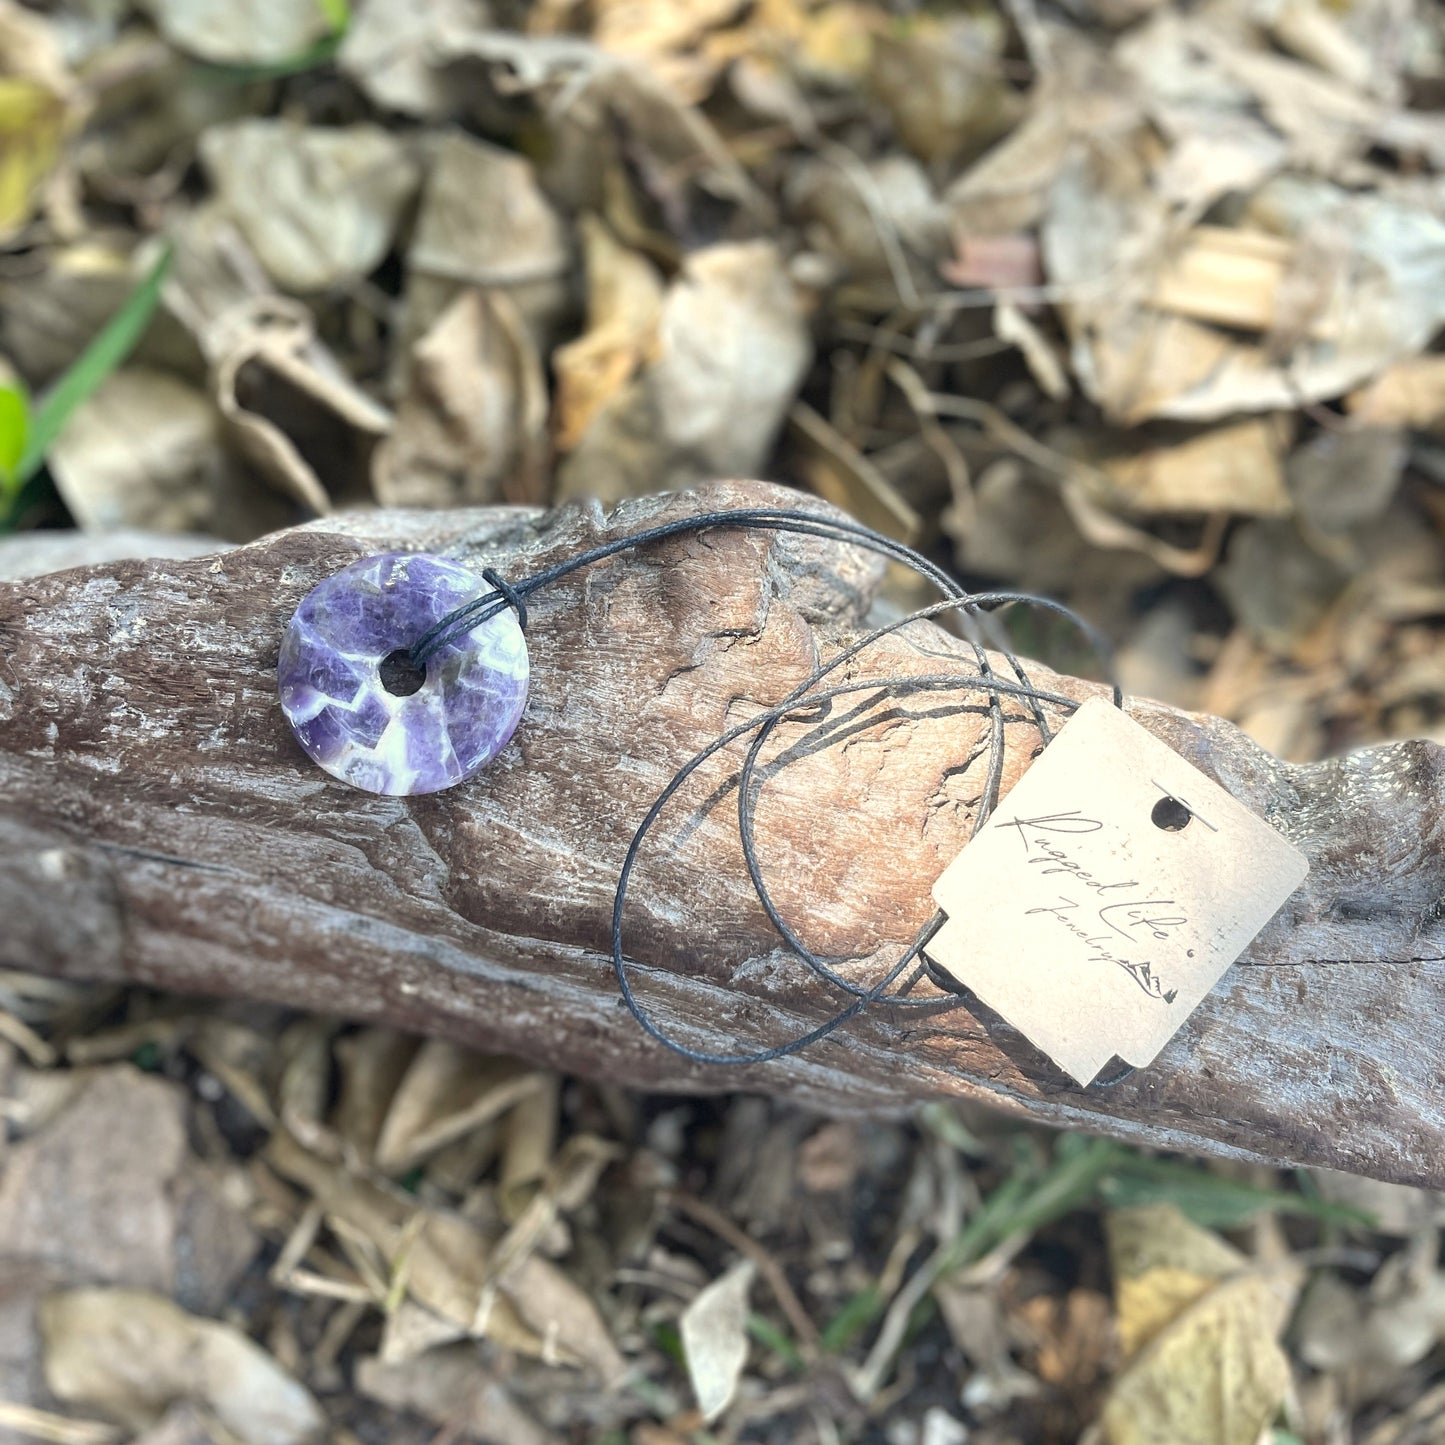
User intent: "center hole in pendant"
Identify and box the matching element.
[1151,796,1192,831]
[379,648,427,697]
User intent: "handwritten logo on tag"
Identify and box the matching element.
[927,699,1309,1087]
[1006,811,1184,1004]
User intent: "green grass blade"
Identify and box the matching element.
[746,1313,804,1372]
[820,1285,882,1354]
[0,385,27,497]
[1099,1156,1376,1229]
[16,245,173,486]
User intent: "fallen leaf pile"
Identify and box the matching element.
[2,0,1444,1439]
[1,985,1442,1443]
[0,0,1440,760]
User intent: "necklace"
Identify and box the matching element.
[277,503,1123,1069]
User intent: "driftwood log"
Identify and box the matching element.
[3,480,1442,1187]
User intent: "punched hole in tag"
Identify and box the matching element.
[1149,780,1218,834]
[1151,795,1192,832]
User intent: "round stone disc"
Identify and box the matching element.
[278,552,529,795]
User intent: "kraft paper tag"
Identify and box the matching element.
[925,697,1309,1087]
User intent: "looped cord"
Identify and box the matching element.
[480,567,528,634]
[407,504,1124,1067]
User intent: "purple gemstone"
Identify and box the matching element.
[277,553,529,795]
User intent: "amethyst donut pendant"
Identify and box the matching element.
[277,553,528,795]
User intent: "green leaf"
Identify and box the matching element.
[820,1286,882,1354]
[314,0,351,33]
[16,245,172,487]
[650,1320,685,1367]
[0,385,28,495]
[746,1313,804,1372]
[1099,1157,1375,1230]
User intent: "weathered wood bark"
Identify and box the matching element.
[2,480,1442,1186]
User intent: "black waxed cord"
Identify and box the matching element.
[407,504,1122,1067]
[479,566,527,634]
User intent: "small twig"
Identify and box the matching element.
[666,1190,822,1359]
[0,1007,56,1067]
[819,141,921,311]
[884,359,974,531]
[0,1401,121,1445]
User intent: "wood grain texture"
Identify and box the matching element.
[3,480,1442,1185]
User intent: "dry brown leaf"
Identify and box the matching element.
[556,241,810,502]
[356,1347,559,1445]
[1287,426,1406,535]
[495,1252,627,1383]
[0,1068,185,1292]
[1296,1268,1445,1380]
[869,14,1018,167]
[274,1018,339,1145]
[537,55,774,244]
[1095,1205,1300,1445]
[376,1299,466,1366]
[1094,417,1292,517]
[499,1074,561,1220]
[552,217,665,454]
[214,299,392,515]
[339,0,492,117]
[200,119,421,293]
[1105,1204,1247,1363]
[399,131,570,375]
[1,240,198,385]
[1148,114,1288,214]
[41,1289,325,1444]
[1265,0,1379,97]
[265,1130,625,1380]
[1093,1271,1299,1445]
[135,0,336,66]
[131,1402,221,1445]
[408,133,568,288]
[946,77,1136,237]
[47,368,291,541]
[373,288,547,508]
[487,1134,620,1288]
[681,1259,754,1424]
[331,1029,420,1165]
[0,0,76,242]
[266,1128,544,1352]
[1348,357,1445,436]
[1148,226,1293,333]
[1201,28,1412,171]
[75,32,261,199]
[788,152,947,282]
[1040,91,1445,425]
[703,0,881,87]
[592,0,748,101]
[372,1041,549,1177]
